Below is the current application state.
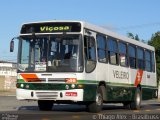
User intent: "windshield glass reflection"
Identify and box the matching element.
[18,34,83,72]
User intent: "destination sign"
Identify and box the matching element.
[40,26,71,32]
[21,22,81,34]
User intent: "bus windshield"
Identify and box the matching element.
[18,34,83,72]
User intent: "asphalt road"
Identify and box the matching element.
[0,96,160,120]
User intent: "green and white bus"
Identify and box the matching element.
[10,20,158,113]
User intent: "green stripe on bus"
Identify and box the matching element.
[106,82,134,87]
[106,82,157,88]
[77,80,98,84]
[17,79,157,89]
[141,85,157,89]
[17,79,25,82]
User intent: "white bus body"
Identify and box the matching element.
[12,20,157,112]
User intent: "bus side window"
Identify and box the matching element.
[107,37,118,65]
[84,36,96,73]
[137,47,144,70]
[128,45,136,68]
[118,42,128,67]
[145,50,151,72]
[151,52,155,72]
[97,34,107,63]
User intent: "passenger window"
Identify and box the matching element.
[84,36,96,73]
[137,47,144,70]
[128,45,136,68]
[97,35,107,62]
[118,42,128,66]
[145,50,151,72]
[151,52,155,72]
[107,38,118,65]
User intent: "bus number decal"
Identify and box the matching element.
[65,78,77,84]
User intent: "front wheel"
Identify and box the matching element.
[38,100,53,111]
[86,86,103,113]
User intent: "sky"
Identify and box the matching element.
[0,0,160,62]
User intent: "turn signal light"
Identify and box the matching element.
[16,83,19,88]
[78,84,84,89]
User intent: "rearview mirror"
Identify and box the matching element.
[10,40,14,52]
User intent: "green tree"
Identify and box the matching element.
[127,32,140,41]
[148,31,160,83]
[135,34,140,41]
[127,31,160,84]
[127,32,134,39]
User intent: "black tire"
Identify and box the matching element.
[38,100,53,111]
[130,88,141,110]
[87,86,103,113]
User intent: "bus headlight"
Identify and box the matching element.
[71,84,75,89]
[20,84,24,88]
[65,85,69,90]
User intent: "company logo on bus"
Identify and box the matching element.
[134,70,143,86]
[65,92,77,97]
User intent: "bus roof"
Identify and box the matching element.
[82,21,155,51]
[21,20,155,51]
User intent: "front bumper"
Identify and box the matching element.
[16,88,84,101]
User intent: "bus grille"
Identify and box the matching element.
[36,91,58,99]
[48,78,65,83]
[32,78,65,83]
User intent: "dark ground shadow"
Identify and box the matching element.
[16,102,160,113]
[17,104,127,112]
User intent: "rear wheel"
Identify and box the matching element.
[130,88,141,110]
[87,86,103,113]
[38,100,53,111]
